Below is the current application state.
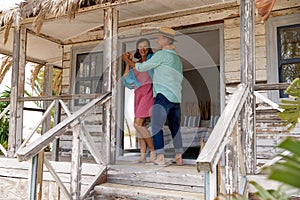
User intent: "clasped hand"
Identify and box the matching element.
[122,52,132,63]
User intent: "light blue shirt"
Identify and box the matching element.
[135,50,183,103]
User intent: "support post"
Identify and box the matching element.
[240,0,256,174]
[71,125,82,200]
[204,168,218,200]
[16,27,27,150]
[8,9,21,157]
[111,7,119,163]
[103,7,118,164]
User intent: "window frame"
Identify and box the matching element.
[70,44,103,109]
[277,24,300,97]
[266,13,300,102]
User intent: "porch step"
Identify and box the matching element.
[94,183,204,200]
[93,160,204,199]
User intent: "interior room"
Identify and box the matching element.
[122,27,221,160]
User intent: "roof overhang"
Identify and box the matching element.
[0,0,237,66]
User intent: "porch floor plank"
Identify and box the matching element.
[94,183,204,200]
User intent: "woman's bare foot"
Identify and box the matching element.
[135,153,146,163]
[173,153,183,166]
[149,151,156,162]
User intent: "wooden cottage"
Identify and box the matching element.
[0,0,299,199]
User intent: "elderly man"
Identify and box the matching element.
[122,27,184,166]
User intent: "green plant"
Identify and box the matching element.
[0,87,10,154]
[266,138,300,188]
[278,77,300,130]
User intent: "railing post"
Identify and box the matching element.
[29,156,39,200]
[52,99,61,161]
[204,168,218,200]
[71,125,82,200]
[224,123,239,194]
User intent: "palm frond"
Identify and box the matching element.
[0,56,12,84]
[0,8,16,44]
[30,64,43,92]
[53,69,62,96]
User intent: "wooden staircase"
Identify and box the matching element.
[93,160,204,200]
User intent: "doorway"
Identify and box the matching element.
[119,24,224,162]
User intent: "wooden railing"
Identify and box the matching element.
[197,82,292,199]
[15,92,111,200]
[196,83,249,200]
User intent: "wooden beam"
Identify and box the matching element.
[240,0,256,175]
[0,93,106,103]
[80,166,107,199]
[27,29,63,45]
[254,91,283,112]
[254,83,290,91]
[8,10,21,157]
[16,100,55,155]
[0,48,47,65]
[43,158,72,199]
[81,125,105,165]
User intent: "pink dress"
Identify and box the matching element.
[133,68,154,118]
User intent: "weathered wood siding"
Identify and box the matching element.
[224,17,267,85]
[224,0,299,86]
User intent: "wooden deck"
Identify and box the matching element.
[0,156,204,199]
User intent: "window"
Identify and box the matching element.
[75,51,103,106]
[266,14,300,102]
[278,24,300,97]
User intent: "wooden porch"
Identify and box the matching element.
[0,156,204,200]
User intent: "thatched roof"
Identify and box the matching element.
[0,0,127,44]
[0,0,277,39]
